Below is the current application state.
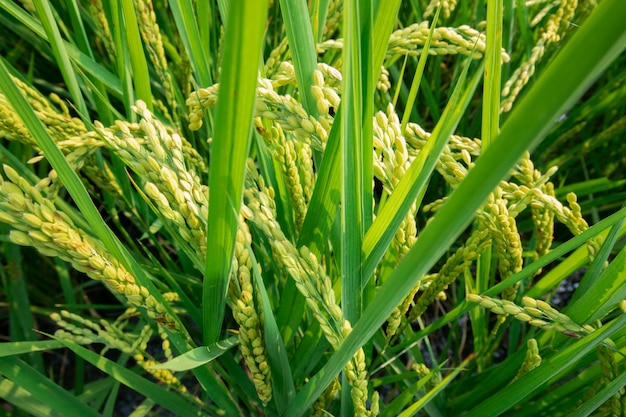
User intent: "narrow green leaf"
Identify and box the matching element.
[341,0,365,323]
[149,337,239,371]
[0,356,102,417]
[32,0,88,116]
[567,206,625,302]
[120,0,152,110]
[359,2,374,232]
[372,0,402,69]
[567,238,626,324]
[249,241,296,412]
[55,339,204,417]
[0,341,65,357]
[400,6,439,132]
[297,0,400,256]
[311,0,330,42]
[278,0,319,117]
[0,376,69,417]
[168,0,213,87]
[525,218,626,300]
[297,107,342,254]
[203,0,269,345]
[481,0,503,148]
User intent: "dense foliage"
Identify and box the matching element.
[0,0,625,416]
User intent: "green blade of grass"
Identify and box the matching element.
[54,338,205,417]
[278,0,319,118]
[341,0,366,324]
[477,0,503,369]
[149,336,239,371]
[566,228,626,324]
[64,0,90,55]
[297,107,342,254]
[65,0,114,124]
[120,0,152,110]
[203,0,269,345]
[32,0,88,116]
[340,2,371,411]
[400,6,439,132]
[358,2,374,233]
[0,341,65,357]
[0,376,70,417]
[481,0,503,148]
[0,356,102,417]
[568,209,625,310]
[526,220,626,301]
[168,0,213,87]
[284,0,626,413]
[311,0,330,42]
[249,240,296,412]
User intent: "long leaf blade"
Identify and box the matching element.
[203,0,269,345]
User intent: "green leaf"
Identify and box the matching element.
[341,0,367,323]
[0,341,65,357]
[32,0,88,116]
[249,240,296,412]
[120,0,152,110]
[278,0,319,118]
[481,0,503,148]
[149,337,238,371]
[54,338,205,417]
[168,0,213,87]
[297,0,401,256]
[0,356,102,417]
[400,6,439,132]
[203,0,269,344]
[566,225,626,324]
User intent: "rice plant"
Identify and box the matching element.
[0,0,625,416]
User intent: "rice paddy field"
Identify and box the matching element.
[0,0,625,416]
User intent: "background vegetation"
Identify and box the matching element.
[0,0,625,416]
